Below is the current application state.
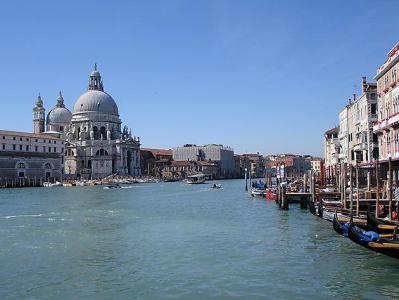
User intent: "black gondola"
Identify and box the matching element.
[308,200,316,215]
[333,212,347,236]
[348,222,399,259]
[317,200,324,218]
[366,211,397,233]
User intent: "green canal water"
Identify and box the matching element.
[1,179,399,299]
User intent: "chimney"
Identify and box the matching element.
[362,76,367,93]
[353,94,356,101]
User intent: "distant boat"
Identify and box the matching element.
[251,188,265,197]
[163,178,180,182]
[43,181,62,187]
[103,184,122,190]
[212,184,222,189]
[187,174,206,184]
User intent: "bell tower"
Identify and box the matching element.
[33,93,46,133]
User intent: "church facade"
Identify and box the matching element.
[33,65,141,179]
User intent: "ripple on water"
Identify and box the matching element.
[1,181,399,299]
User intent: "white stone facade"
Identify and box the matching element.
[373,42,399,162]
[63,66,141,179]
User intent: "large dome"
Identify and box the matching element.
[47,107,72,124]
[73,90,119,115]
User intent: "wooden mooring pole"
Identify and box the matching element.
[389,157,393,220]
[376,160,380,218]
[349,164,353,215]
[356,163,359,216]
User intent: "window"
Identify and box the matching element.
[2,136,4,139]
[44,163,52,169]
[60,126,64,132]
[19,145,22,151]
[53,140,56,144]
[2,144,4,150]
[26,145,29,151]
[54,147,56,152]
[48,147,51,153]
[16,162,25,168]
[35,146,38,152]
[26,138,29,142]
[13,137,15,140]
[43,146,46,152]
[13,144,15,150]
[19,137,22,141]
[35,139,38,142]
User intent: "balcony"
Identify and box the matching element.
[373,112,399,133]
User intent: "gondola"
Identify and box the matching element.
[366,211,398,233]
[348,222,399,259]
[317,200,324,218]
[333,212,349,236]
[308,200,317,215]
[332,213,368,236]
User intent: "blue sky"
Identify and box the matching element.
[0,0,397,156]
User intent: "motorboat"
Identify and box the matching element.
[251,188,266,197]
[43,181,63,187]
[187,174,206,184]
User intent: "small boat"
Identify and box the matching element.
[187,174,206,184]
[251,188,265,197]
[367,211,398,231]
[333,212,350,236]
[43,181,63,187]
[211,184,222,189]
[265,189,277,201]
[348,223,399,259]
[333,213,375,236]
[103,184,121,189]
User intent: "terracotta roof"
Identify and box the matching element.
[0,130,62,140]
[324,127,339,135]
[170,161,191,167]
[141,148,172,156]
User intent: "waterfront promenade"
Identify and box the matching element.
[1,180,399,299]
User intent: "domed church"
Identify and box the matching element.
[32,65,141,179]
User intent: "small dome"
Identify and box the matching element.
[91,70,100,77]
[73,90,119,115]
[47,107,72,124]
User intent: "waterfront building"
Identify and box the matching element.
[0,130,64,185]
[239,153,265,178]
[140,148,173,177]
[338,105,349,164]
[310,157,323,174]
[373,42,399,168]
[30,65,141,180]
[266,154,311,178]
[173,144,235,177]
[161,160,219,180]
[324,127,339,182]
[347,78,378,164]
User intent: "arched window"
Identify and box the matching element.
[96,149,109,156]
[93,126,99,139]
[100,126,106,139]
[16,162,25,169]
